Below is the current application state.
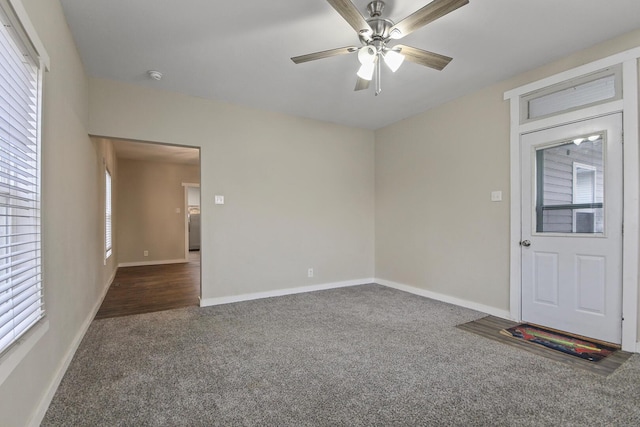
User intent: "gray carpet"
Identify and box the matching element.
[43,284,640,426]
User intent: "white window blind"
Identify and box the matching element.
[527,74,617,120]
[105,169,112,259]
[0,3,43,355]
[574,168,596,204]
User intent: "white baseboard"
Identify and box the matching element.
[28,273,112,427]
[106,265,118,287]
[118,258,187,268]
[375,278,513,321]
[200,278,375,307]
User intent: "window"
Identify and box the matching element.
[573,163,597,233]
[535,134,604,234]
[0,2,43,355]
[105,169,112,259]
[521,67,621,123]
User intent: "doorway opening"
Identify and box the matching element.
[94,137,202,319]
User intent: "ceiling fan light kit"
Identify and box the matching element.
[358,45,377,64]
[357,61,376,81]
[383,49,405,72]
[291,0,469,95]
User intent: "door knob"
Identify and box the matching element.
[520,240,531,247]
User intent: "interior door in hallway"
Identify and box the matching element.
[520,113,623,344]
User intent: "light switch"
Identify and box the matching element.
[215,195,225,205]
[175,207,181,213]
[491,191,502,202]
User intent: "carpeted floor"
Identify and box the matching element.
[43,284,640,426]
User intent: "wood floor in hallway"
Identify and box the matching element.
[95,251,201,319]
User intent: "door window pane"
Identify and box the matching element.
[535,134,604,233]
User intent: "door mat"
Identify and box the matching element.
[500,324,616,362]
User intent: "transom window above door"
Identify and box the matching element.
[520,67,621,123]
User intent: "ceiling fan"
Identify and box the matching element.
[291,0,469,95]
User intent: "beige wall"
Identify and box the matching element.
[375,29,640,334]
[0,1,109,426]
[117,159,199,264]
[375,85,511,309]
[89,79,376,300]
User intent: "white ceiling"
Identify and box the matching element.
[112,139,200,165]
[60,0,640,130]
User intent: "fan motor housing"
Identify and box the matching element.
[360,18,394,44]
[367,0,385,17]
[362,1,393,43]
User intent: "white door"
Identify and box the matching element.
[521,113,623,344]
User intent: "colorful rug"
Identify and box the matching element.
[500,324,616,362]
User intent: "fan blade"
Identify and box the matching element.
[395,45,452,70]
[326,0,373,36]
[390,0,468,40]
[291,46,358,64]
[354,77,370,91]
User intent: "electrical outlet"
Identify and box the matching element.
[144,250,149,257]
[308,268,314,278]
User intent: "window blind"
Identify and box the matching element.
[574,169,596,204]
[105,169,112,259]
[0,4,43,355]
[528,74,616,120]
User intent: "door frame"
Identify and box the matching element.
[505,47,640,352]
